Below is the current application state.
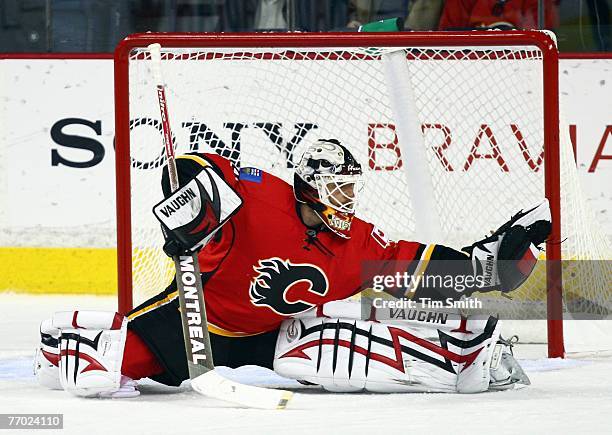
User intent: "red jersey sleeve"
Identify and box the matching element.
[353,219,425,263]
[347,219,430,297]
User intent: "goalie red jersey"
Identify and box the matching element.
[175,152,425,336]
[37,142,549,395]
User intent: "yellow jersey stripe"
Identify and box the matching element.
[177,154,210,168]
[128,290,179,320]
[207,322,266,338]
[404,244,436,297]
[129,295,266,338]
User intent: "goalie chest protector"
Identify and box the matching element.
[188,153,423,336]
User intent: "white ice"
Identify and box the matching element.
[1,293,611,435]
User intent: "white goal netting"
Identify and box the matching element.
[118,34,611,352]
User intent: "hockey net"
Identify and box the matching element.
[115,32,611,357]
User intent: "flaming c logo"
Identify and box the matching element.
[249,258,329,315]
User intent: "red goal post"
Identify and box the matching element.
[114,32,564,356]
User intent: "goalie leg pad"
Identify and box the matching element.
[54,311,138,398]
[274,314,502,393]
[34,318,62,390]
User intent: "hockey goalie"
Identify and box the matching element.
[35,139,551,398]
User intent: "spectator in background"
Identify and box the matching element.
[0,0,47,52]
[52,0,131,51]
[438,0,560,30]
[346,0,382,29]
[254,0,287,30]
[345,0,444,31]
[405,0,445,30]
[585,0,610,51]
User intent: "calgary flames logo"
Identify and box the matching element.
[249,257,329,315]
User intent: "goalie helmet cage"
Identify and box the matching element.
[114,31,605,359]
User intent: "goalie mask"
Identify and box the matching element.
[294,139,364,238]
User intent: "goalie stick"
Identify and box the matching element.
[148,43,293,410]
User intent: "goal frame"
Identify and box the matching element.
[113,31,563,357]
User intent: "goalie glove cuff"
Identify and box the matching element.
[464,200,551,294]
[497,226,541,292]
[162,228,185,257]
[153,165,242,257]
[467,230,541,293]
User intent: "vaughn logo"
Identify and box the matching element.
[249,257,329,315]
[159,188,197,217]
[153,168,223,240]
[473,245,496,289]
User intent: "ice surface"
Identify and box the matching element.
[1,294,611,435]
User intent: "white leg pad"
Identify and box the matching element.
[34,318,62,390]
[54,311,136,398]
[274,314,501,393]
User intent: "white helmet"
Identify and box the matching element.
[294,139,364,238]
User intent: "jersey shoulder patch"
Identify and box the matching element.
[239,167,263,183]
[371,226,391,249]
